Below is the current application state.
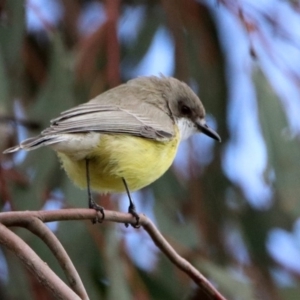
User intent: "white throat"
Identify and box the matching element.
[177,118,198,141]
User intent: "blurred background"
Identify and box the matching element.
[1,0,300,299]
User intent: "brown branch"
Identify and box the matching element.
[0,208,228,300]
[142,217,227,300]
[24,217,89,300]
[0,222,81,300]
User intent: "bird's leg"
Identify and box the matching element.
[85,159,105,223]
[122,177,140,228]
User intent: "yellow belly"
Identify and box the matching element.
[56,132,180,193]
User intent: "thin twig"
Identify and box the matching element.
[0,223,81,300]
[0,209,227,300]
[142,218,226,300]
[25,217,89,300]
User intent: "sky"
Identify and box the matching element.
[24,0,300,279]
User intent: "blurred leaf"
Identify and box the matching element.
[28,33,75,123]
[57,221,106,298]
[62,174,87,208]
[149,254,188,300]
[11,33,76,209]
[105,225,132,300]
[11,148,57,210]
[5,250,32,299]
[153,171,201,249]
[280,286,300,300]
[138,266,184,300]
[255,70,300,217]
[0,48,9,105]
[1,1,300,299]
[0,1,24,71]
[197,260,256,300]
[121,5,162,73]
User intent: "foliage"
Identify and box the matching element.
[0,0,300,299]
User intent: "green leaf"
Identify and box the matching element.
[255,70,300,217]
[197,260,255,300]
[0,1,25,70]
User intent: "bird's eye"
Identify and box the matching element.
[181,105,191,115]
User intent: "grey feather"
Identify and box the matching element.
[4,76,180,153]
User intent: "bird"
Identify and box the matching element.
[4,76,221,225]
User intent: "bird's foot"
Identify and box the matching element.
[89,199,105,224]
[126,203,140,228]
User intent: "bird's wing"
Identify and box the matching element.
[3,82,176,153]
[42,92,175,140]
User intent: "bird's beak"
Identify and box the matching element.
[196,120,221,142]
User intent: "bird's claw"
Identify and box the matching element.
[125,203,140,228]
[89,200,105,224]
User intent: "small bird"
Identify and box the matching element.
[4,76,221,224]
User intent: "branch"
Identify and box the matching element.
[24,218,89,300]
[0,209,227,300]
[0,223,81,300]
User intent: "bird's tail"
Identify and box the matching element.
[3,135,65,153]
